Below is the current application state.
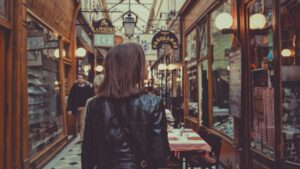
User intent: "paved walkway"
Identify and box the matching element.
[43,137,81,169]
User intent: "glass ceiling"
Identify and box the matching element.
[105,0,153,36]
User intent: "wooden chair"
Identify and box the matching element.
[186,127,222,169]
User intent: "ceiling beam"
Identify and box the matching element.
[99,0,111,20]
[145,0,159,33]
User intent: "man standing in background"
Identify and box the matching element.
[67,73,93,140]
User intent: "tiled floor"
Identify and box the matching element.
[43,137,81,169]
[44,137,225,169]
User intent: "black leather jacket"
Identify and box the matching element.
[81,93,170,169]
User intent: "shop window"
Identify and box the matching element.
[198,21,207,59]
[280,1,300,164]
[210,3,234,138]
[199,60,209,126]
[26,17,64,156]
[0,0,6,18]
[248,0,275,158]
[64,43,70,59]
[186,29,198,117]
[186,29,197,60]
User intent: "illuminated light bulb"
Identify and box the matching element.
[83,65,91,72]
[250,13,266,29]
[281,49,292,57]
[54,49,60,58]
[167,64,177,70]
[215,12,233,30]
[76,47,86,58]
[54,49,65,58]
[158,63,167,70]
[95,65,104,72]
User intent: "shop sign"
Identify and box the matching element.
[229,48,242,118]
[93,19,115,34]
[27,21,46,50]
[94,34,115,47]
[93,18,115,47]
[139,34,157,61]
[46,40,59,49]
[152,30,179,49]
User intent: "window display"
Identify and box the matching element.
[280,1,300,164]
[248,0,275,158]
[186,29,197,59]
[186,28,198,117]
[199,60,209,126]
[198,21,207,59]
[0,0,6,18]
[27,17,64,156]
[210,2,233,138]
[187,60,198,117]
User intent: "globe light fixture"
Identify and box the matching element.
[83,65,91,72]
[76,47,86,58]
[54,49,66,58]
[250,13,266,29]
[281,49,292,57]
[215,12,233,30]
[123,13,136,39]
[95,65,104,72]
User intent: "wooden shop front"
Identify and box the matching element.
[0,0,79,169]
[179,0,242,168]
[180,0,300,169]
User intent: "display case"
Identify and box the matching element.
[26,18,64,156]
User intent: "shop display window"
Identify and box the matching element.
[210,2,234,138]
[198,21,207,59]
[199,60,209,126]
[0,0,6,18]
[248,0,275,158]
[187,59,198,117]
[280,1,300,164]
[186,29,198,117]
[186,29,197,59]
[26,17,64,156]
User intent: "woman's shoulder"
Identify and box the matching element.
[135,93,162,108]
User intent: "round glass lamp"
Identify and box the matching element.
[158,63,167,70]
[123,13,136,39]
[76,47,86,58]
[250,13,266,29]
[281,49,292,57]
[95,65,104,72]
[215,12,233,30]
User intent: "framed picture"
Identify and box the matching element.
[28,36,46,50]
[27,50,43,66]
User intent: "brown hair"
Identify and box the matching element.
[98,43,145,98]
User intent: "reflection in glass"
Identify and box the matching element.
[280,1,300,164]
[210,2,233,138]
[248,0,275,158]
[0,0,6,18]
[199,60,209,126]
[187,59,198,117]
[26,17,63,156]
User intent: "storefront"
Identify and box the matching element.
[180,0,241,168]
[0,1,80,169]
[180,0,300,168]
[242,0,300,168]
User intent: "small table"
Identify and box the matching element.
[168,129,211,168]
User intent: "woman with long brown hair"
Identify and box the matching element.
[82,43,170,169]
